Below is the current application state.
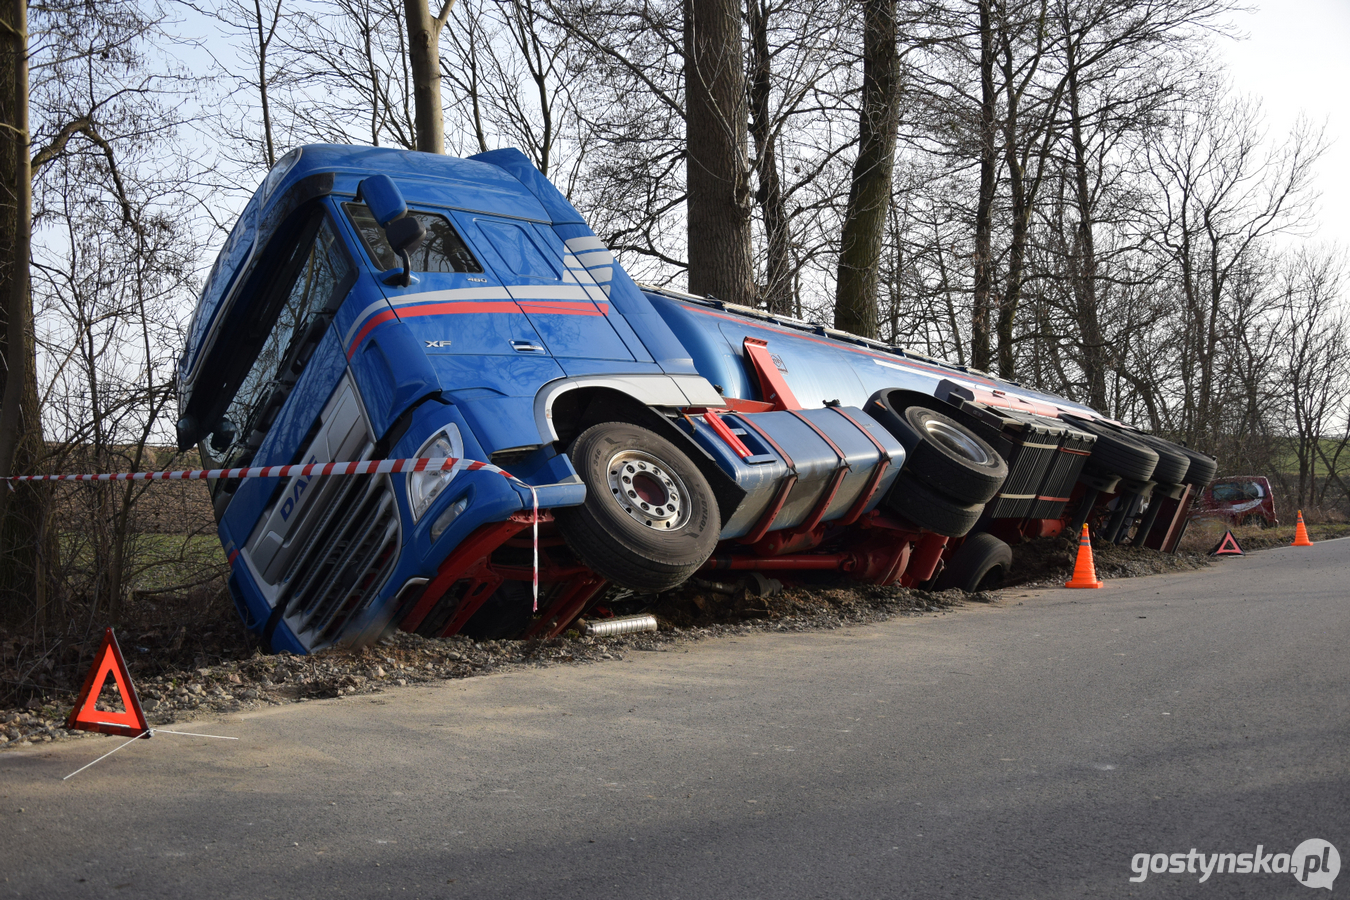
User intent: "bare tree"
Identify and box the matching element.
[538,0,688,281]
[746,0,792,313]
[833,0,902,337]
[1272,248,1348,511]
[1143,92,1324,446]
[439,0,597,193]
[1050,0,1234,411]
[33,146,203,620]
[0,0,38,618]
[195,0,290,170]
[684,0,754,305]
[970,0,997,368]
[281,0,418,148]
[2,0,189,622]
[992,0,1066,380]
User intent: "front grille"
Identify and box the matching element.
[242,376,402,650]
[279,473,399,646]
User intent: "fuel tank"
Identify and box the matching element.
[680,405,904,540]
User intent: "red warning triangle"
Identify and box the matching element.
[1210,530,1245,556]
[66,627,150,738]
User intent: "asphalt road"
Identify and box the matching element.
[3,538,1348,899]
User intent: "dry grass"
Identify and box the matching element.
[1179,517,1350,553]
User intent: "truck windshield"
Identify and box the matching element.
[344,203,482,274]
[205,214,354,470]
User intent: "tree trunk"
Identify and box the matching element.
[684,0,753,306]
[1063,32,1107,411]
[0,0,47,625]
[834,0,901,339]
[404,0,449,154]
[253,0,277,167]
[998,182,1028,380]
[747,0,792,315]
[995,3,1057,383]
[970,0,996,371]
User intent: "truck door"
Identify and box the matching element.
[341,202,566,402]
[452,212,637,368]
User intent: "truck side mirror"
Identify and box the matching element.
[176,415,197,452]
[385,215,426,258]
[355,174,406,227]
[356,175,425,287]
[210,416,237,453]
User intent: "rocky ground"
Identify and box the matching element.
[4,521,1343,752]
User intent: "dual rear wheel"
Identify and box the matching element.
[868,397,1008,538]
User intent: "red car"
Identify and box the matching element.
[1190,476,1278,528]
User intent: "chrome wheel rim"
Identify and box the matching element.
[605,450,690,529]
[924,419,991,465]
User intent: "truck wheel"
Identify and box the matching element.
[1062,415,1158,482]
[935,533,1013,592]
[883,472,983,537]
[1176,445,1217,487]
[557,421,721,593]
[1120,430,1190,485]
[876,405,1008,505]
[461,582,533,640]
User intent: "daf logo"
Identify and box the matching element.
[425,340,453,348]
[279,457,318,521]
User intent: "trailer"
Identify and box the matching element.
[177,145,1215,654]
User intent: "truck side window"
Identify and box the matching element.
[205,215,354,470]
[344,203,482,274]
[475,219,559,280]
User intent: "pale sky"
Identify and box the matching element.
[1217,0,1350,251]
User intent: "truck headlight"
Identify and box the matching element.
[408,425,463,521]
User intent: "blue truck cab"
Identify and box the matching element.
[180,145,1215,654]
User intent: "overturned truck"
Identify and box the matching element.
[176,145,1215,654]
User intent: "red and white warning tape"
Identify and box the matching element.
[4,456,545,612]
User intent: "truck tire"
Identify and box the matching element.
[883,472,983,537]
[935,533,1013,592]
[1062,415,1158,482]
[460,582,533,640]
[1175,445,1218,487]
[1120,430,1190,485]
[871,403,1008,505]
[557,421,721,593]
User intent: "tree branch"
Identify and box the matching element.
[30,116,91,173]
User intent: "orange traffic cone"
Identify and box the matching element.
[1292,510,1314,547]
[1065,524,1104,588]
